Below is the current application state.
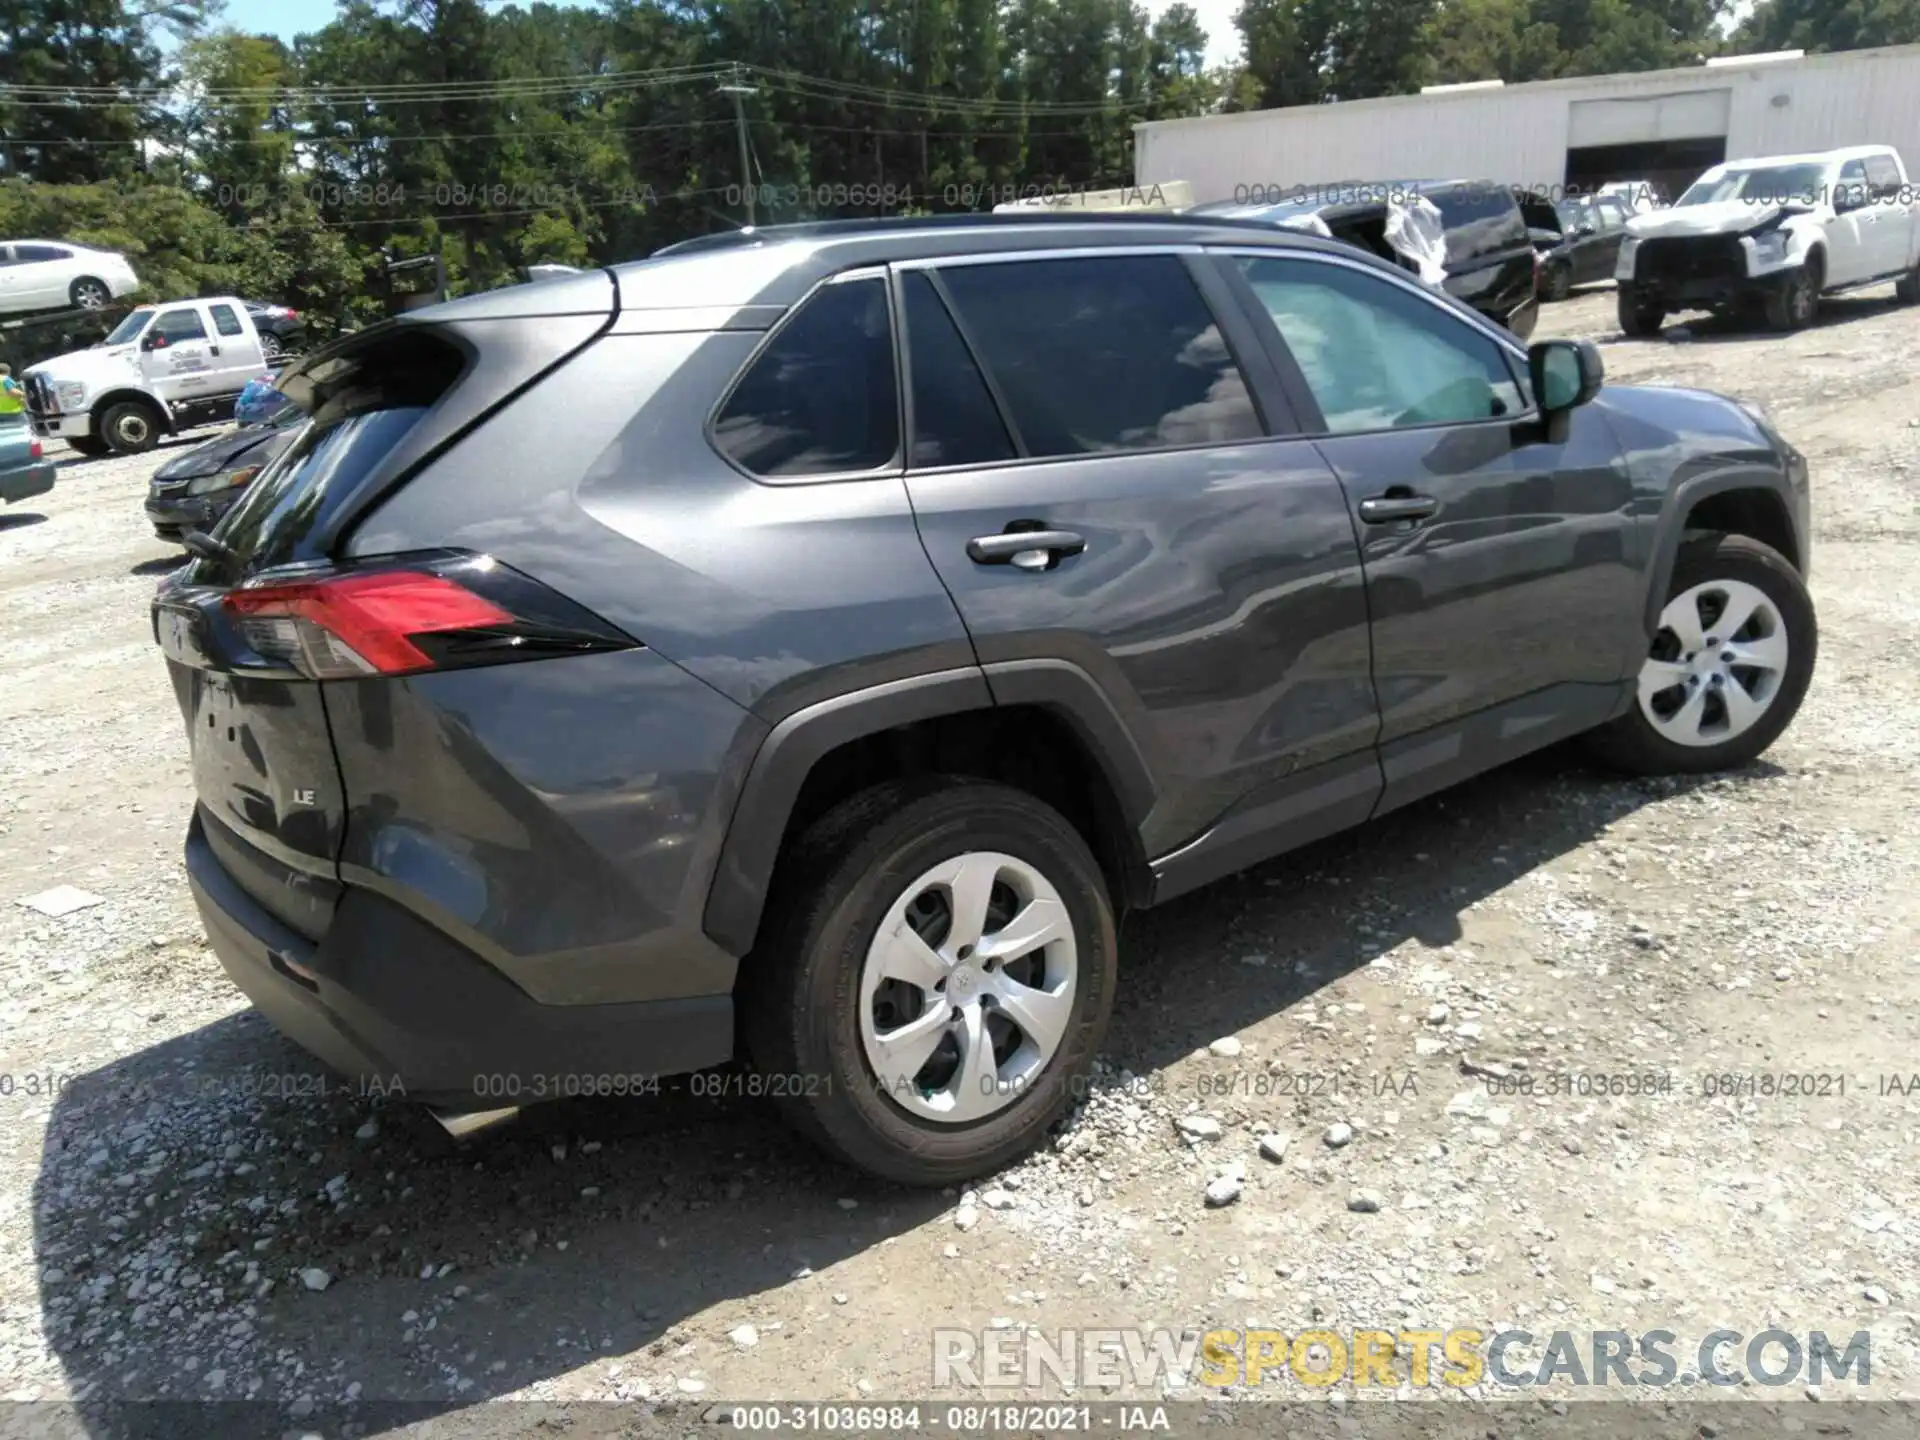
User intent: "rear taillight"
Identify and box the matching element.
[220,553,636,681]
[28,439,42,460]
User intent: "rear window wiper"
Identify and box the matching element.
[182,529,241,581]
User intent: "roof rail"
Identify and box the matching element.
[650,208,1337,257]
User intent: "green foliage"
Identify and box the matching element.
[1736,0,1920,52]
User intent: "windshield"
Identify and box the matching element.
[1678,163,1830,207]
[1555,197,1595,230]
[101,311,153,346]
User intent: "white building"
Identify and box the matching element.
[1134,43,1920,203]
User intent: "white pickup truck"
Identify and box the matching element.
[1615,144,1920,336]
[22,295,269,456]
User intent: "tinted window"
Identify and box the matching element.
[14,244,70,262]
[1864,152,1902,196]
[1426,183,1526,264]
[935,255,1260,457]
[1238,256,1526,434]
[714,278,898,477]
[902,272,1014,467]
[152,308,208,343]
[210,303,245,337]
[213,409,421,571]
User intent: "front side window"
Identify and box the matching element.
[713,277,898,477]
[152,308,209,344]
[933,254,1261,458]
[1237,256,1525,434]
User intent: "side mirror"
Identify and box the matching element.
[1576,223,1597,237]
[1530,338,1603,414]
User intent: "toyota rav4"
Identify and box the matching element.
[154,214,1816,1184]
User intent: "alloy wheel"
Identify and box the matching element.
[1637,578,1789,747]
[859,851,1077,1124]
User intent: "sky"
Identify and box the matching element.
[220,0,1246,69]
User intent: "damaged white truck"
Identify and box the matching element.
[1615,144,1920,336]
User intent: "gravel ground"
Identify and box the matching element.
[3,286,1919,1434]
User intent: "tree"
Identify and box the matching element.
[1735,0,1920,51]
[0,0,210,183]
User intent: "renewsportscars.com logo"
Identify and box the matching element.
[931,1327,1873,1390]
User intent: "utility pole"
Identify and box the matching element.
[717,66,759,227]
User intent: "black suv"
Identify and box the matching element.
[1189,180,1541,337]
[154,214,1814,1184]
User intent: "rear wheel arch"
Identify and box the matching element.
[703,665,1157,959]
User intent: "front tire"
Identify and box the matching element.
[741,778,1117,1186]
[1618,287,1665,337]
[1897,260,1920,304]
[99,401,161,455]
[1542,262,1572,302]
[1764,253,1821,331]
[66,434,111,458]
[1587,533,1816,775]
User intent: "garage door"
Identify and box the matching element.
[1568,89,1732,147]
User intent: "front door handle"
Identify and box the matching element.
[1358,493,1438,525]
[967,529,1086,571]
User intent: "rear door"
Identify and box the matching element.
[1426,182,1534,324]
[1863,151,1915,276]
[9,244,71,307]
[205,300,266,394]
[895,248,1381,861]
[141,305,219,403]
[1222,248,1640,811]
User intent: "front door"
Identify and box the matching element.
[142,305,218,403]
[1222,249,1640,811]
[896,250,1382,862]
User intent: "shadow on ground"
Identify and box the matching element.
[1602,289,1905,346]
[32,745,1788,1433]
[0,511,48,532]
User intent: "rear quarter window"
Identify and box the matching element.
[194,332,466,579]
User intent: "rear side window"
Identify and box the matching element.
[934,255,1261,457]
[902,272,1014,468]
[1864,152,1902,196]
[1427,183,1527,265]
[714,277,898,477]
[153,308,209,343]
[15,243,70,262]
[210,303,245,337]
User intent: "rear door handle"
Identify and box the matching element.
[967,529,1086,571]
[1358,494,1438,525]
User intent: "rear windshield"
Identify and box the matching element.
[190,332,465,579]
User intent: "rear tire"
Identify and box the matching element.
[1897,261,1920,304]
[1617,287,1665,337]
[258,332,285,361]
[99,401,162,455]
[1542,262,1572,302]
[740,777,1117,1186]
[70,277,111,311]
[1586,533,1815,776]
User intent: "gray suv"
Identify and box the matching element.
[153,215,1815,1184]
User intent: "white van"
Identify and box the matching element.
[22,297,269,455]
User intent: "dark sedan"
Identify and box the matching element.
[144,407,303,543]
[242,300,307,361]
[1524,192,1634,301]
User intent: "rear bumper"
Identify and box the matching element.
[185,811,734,1108]
[0,460,54,505]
